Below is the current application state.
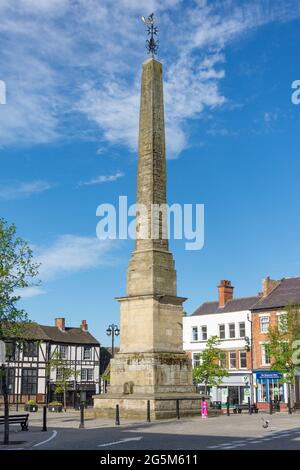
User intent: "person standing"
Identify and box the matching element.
[201,397,208,419]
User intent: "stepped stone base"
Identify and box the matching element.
[93,394,202,420]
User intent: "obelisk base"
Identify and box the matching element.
[93,351,203,419]
[93,394,202,420]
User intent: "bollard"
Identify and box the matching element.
[42,405,47,432]
[226,397,230,416]
[288,397,292,415]
[79,402,84,428]
[115,404,120,426]
[248,397,252,415]
[269,399,273,415]
[176,399,180,420]
[147,400,151,423]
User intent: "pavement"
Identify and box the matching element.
[1,409,300,450]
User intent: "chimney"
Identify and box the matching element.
[81,320,88,332]
[262,277,280,297]
[55,317,65,331]
[218,280,234,308]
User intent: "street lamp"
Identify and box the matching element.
[106,324,120,358]
[247,313,255,405]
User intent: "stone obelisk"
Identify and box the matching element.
[94,35,201,420]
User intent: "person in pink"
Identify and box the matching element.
[201,397,208,419]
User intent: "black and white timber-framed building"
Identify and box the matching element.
[1,317,100,408]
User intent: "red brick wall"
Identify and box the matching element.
[252,310,278,369]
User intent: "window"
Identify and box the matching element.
[21,368,37,394]
[83,346,92,360]
[260,316,269,333]
[261,344,270,365]
[201,326,207,341]
[193,353,201,367]
[219,324,225,339]
[240,351,247,368]
[192,327,198,341]
[229,352,237,369]
[60,345,68,359]
[5,341,16,361]
[56,368,63,381]
[23,342,38,358]
[229,323,236,339]
[220,351,226,368]
[81,369,94,381]
[239,322,246,338]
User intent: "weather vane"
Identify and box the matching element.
[141,13,159,57]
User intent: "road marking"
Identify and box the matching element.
[33,430,58,448]
[98,437,143,447]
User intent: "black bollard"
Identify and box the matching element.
[79,402,84,428]
[248,397,252,415]
[176,399,180,420]
[147,400,151,422]
[226,397,230,416]
[269,399,273,415]
[42,405,47,432]
[115,404,120,426]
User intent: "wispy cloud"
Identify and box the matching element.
[0,180,52,200]
[16,234,120,298]
[15,286,46,299]
[79,171,124,186]
[0,1,300,155]
[36,234,119,282]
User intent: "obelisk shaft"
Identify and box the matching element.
[127,58,177,297]
[136,58,168,252]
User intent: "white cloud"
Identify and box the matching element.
[35,234,118,282]
[0,180,52,200]
[80,172,124,186]
[0,1,300,154]
[15,286,46,299]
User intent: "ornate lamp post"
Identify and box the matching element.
[106,324,120,358]
[247,313,255,405]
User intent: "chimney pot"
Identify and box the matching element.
[262,277,280,297]
[55,317,65,331]
[218,280,234,308]
[81,320,88,331]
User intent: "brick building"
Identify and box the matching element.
[251,277,300,410]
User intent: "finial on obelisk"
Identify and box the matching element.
[141,13,159,57]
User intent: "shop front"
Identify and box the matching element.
[210,374,252,408]
[254,371,287,410]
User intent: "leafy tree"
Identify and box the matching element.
[268,304,300,406]
[49,351,79,411]
[0,218,39,339]
[192,336,229,395]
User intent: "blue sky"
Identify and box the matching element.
[1,0,300,346]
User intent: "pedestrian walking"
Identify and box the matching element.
[201,397,208,419]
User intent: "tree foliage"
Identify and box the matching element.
[192,336,229,394]
[49,351,79,411]
[0,218,39,339]
[268,304,300,385]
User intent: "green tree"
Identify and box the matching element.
[0,218,39,339]
[268,304,300,406]
[192,336,229,395]
[49,351,79,411]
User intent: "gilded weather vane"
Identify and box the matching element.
[141,13,158,57]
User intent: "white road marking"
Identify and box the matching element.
[206,429,300,450]
[33,430,58,448]
[98,437,143,447]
